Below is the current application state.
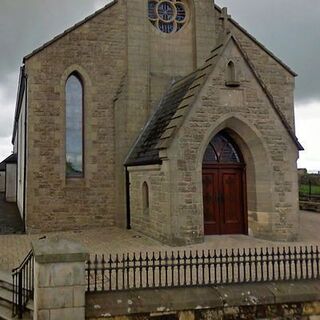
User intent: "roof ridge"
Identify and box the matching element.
[214,4,297,77]
[23,0,118,62]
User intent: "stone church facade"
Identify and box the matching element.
[10,0,302,245]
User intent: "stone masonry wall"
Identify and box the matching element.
[86,281,320,319]
[89,302,320,320]
[167,39,299,244]
[25,2,127,232]
[215,8,296,129]
[114,0,218,228]
[128,164,172,244]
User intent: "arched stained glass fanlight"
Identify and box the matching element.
[203,132,242,164]
[148,0,189,34]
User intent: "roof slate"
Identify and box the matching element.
[0,154,17,170]
[0,162,5,171]
[125,34,303,167]
[125,43,225,166]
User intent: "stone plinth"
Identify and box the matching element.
[32,237,89,320]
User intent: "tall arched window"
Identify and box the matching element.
[66,73,84,177]
[142,182,150,214]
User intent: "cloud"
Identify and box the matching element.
[0,0,319,171]
[0,137,12,163]
[217,0,320,103]
[295,101,320,172]
[0,75,17,135]
[0,0,112,159]
[0,0,112,93]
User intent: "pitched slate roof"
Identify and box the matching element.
[125,71,199,166]
[125,34,303,167]
[0,154,17,170]
[125,41,226,166]
[0,162,5,171]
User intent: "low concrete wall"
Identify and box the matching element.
[300,201,320,212]
[300,195,320,212]
[86,281,320,319]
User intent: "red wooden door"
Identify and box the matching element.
[203,168,220,235]
[203,165,246,235]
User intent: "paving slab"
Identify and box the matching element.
[0,211,319,273]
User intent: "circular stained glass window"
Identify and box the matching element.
[148,0,189,34]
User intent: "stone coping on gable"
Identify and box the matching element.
[86,280,320,318]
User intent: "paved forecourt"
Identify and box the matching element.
[0,211,319,272]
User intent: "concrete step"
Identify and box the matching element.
[0,270,33,319]
[0,304,32,320]
[0,304,12,320]
[0,271,12,294]
[0,271,11,286]
[0,288,12,304]
[26,300,33,312]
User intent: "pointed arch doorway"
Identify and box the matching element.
[202,131,247,235]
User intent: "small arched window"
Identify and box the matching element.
[225,61,240,87]
[142,182,150,214]
[66,73,84,178]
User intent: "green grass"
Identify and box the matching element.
[299,184,320,195]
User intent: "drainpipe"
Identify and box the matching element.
[22,72,28,232]
[125,166,131,229]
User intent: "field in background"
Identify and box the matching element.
[299,184,320,196]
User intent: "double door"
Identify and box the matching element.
[202,165,246,235]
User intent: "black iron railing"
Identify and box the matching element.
[12,250,34,318]
[86,246,320,292]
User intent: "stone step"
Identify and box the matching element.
[0,270,33,319]
[0,271,11,286]
[0,298,11,313]
[0,288,12,304]
[0,304,12,320]
[26,300,33,312]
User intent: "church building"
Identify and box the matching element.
[9,0,303,245]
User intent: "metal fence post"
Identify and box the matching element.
[18,271,23,319]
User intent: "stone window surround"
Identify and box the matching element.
[66,72,85,179]
[59,65,92,188]
[225,59,240,87]
[148,0,190,34]
[142,181,150,215]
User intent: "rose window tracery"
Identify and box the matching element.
[148,0,189,34]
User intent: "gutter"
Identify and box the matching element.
[125,168,131,230]
[23,73,28,232]
[12,66,26,145]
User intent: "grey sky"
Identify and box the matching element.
[0,0,319,170]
